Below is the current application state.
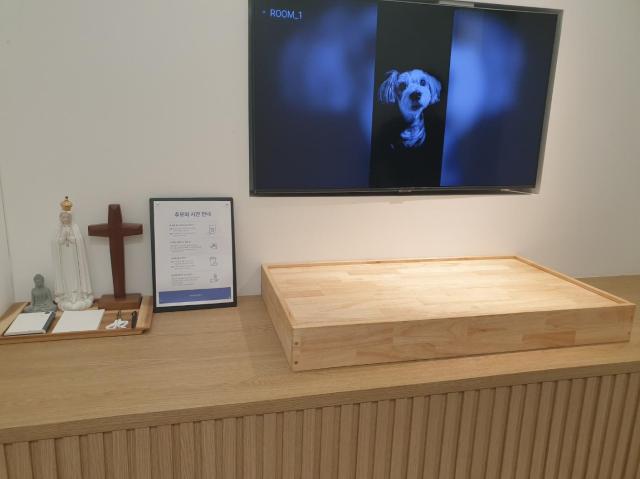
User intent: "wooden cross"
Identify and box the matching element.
[88,204,143,309]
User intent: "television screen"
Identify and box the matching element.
[250,0,560,194]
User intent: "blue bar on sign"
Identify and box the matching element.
[159,287,231,304]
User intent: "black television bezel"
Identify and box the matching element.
[249,1,563,197]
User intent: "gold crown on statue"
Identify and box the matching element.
[60,196,73,212]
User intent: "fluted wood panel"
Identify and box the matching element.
[3,373,640,479]
[0,444,8,479]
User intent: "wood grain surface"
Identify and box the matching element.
[2,372,638,478]
[0,276,638,448]
[263,257,635,370]
[264,257,630,326]
[0,296,153,345]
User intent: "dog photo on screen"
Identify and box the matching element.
[369,1,454,188]
[378,69,442,149]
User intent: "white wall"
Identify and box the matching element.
[0,172,14,312]
[1,0,639,301]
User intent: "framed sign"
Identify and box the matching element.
[150,198,237,312]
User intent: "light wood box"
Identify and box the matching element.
[262,256,635,371]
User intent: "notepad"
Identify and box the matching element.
[4,312,56,336]
[52,309,104,334]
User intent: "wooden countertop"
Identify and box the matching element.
[1,276,639,444]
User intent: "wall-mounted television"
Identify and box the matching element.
[249,0,561,195]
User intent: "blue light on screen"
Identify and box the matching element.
[441,9,525,186]
[278,5,378,143]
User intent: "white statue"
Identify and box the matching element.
[53,196,94,310]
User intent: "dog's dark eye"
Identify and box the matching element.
[398,82,407,91]
[420,79,426,86]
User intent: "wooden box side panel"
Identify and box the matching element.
[3,372,640,479]
[294,305,635,371]
[261,266,295,366]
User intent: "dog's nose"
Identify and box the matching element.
[410,91,422,101]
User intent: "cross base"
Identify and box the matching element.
[97,294,142,311]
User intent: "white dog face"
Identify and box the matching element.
[378,69,441,148]
[379,69,441,121]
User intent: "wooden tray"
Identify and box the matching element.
[0,296,154,344]
[262,256,636,371]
